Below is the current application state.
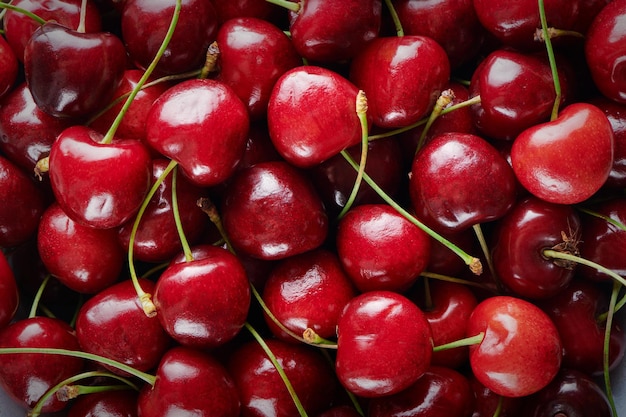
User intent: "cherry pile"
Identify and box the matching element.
[1,0,626,416]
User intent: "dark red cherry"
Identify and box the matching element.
[48,125,152,229]
[75,278,171,374]
[121,0,219,75]
[409,132,517,234]
[0,251,18,329]
[349,35,450,129]
[0,35,18,99]
[336,203,431,293]
[336,291,433,398]
[0,316,84,413]
[588,95,626,188]
[221,161,328,260]
[24,22,127,118]
[68,390,138,417]
[469,374,524,417]
[213,0,285,24]
[37,202,124,294]
[137,346,240,417]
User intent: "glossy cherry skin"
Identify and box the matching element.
[511,102,614,204]
[395,0,485,68]
[472,0,579,51]
[227,338,338,417]
[37,202,124,294]
[335,291,433,398]
[491,196,581,299]
[0,35,18,99]
[0,154,45,248]
[289,0,381,63]
[146,78,250,187]
[0,82,71,172]
[0,316,84,413]
[68,390,138,417]
[350,35,450,129]
[75,278,171,374]
[585,0,626,103]
[0,251,18,329]
[153,245,251,349]
[538,279,625,376]
[469,49,566,141]
[48,125,152,229]
[466,295,562,398]
[3,0,102,62]
[24,22,127,118]
[589,96,626,188]
[121,0,219,75]
[117,159,209,263]
[409,132,517,234]
[221,161,328,260]
[216,17,302,121]
[267,66,366,168]
[262,248,357,343]
[469,374,524,417]
[213,0,285,24]
[368,366,474,417]
[523,368,612,417]
[336,203,431,293]
[137,346,240,417]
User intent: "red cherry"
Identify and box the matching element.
[0,251,18,330]
[589,95,626,188]
[336,203,431,293]
[466,296,562,397]
[67,390,138,417]
[468,374,524,417]
[48,125,152,229]
[0,35,18,99]
[511,102,614,204]
[336,291,433,398]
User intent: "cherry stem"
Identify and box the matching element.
[197,197,235,254]
[0,3,46,25]
[100,0,183,145]
[432,332,484,352]
[538,0,562,121]
[29,370,138,417]
[0,348,156,385]
[128,159,179,317]
[341,152,483,275]
[76,0,88,33]
[534,27,585,41]
[244,322,309,417]
[492,395,504,417]
[542,249,626,288]
[264,0,300,13]
[198,41,220,79]
[171,166,194,262]
[302,328,338,348]
[338,90,369,220]
[423,276,433,311]
[577,206,626,232]
[472,223,499,287]
[384,0,404,37]
[28,275,50,319]
[603,280,620,417]
[415,88,455,153]
[368,95,482,141]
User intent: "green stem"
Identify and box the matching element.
[341,152,483,275]
[423,276,433,311]
[603,280,620,417]
[383,0,404,37]
[577,207,626,232]
[28,275,50,319]
[100,0,183,144]
[538,0,562,121]
[0,3,46,25]
[171,166,193,262]
[244,322,308,417]
[433,332,484,352]
[264,0,300,12]
[473,223,498,286]
[197,197,235,254]
[542,249,626,287]
[76,0,88,33]
[415,89,455,153]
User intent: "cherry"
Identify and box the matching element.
[0,154,45,248]
[227,338,338,417]
[490,196,581,299]
[37,202,124,294]
[213,0,285,25]
[75,278,171,374]
[468,374,524,417]
[48,125,152,229]
[267,65,366,168]
[262,248,356,343]
[67,389,138,417]
[153,245,251,349]
[121,0,219,75]
[145,78,250,187]
[511,102,615,204]
[137,346,240,417]
[335,290,433,398]
[215,16,302,121]
[0,251,18,330]
[24,22,128,118]
[367,365,474,417]
[589,95,626,188]
[220,161,328,260]
[0,35,18,99]
[0,316,84,413]
[349,35,450,129]
[466,295,563,398]
[336,203,431,293]
[409,132,517,234]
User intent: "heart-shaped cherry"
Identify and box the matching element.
[511,102,614,204]
[24,21,127,118]
[0,251,18,330]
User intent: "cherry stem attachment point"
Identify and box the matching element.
[538,0,562,121]
[415,88,455,153]
[433,332,484,352]
[542,249,626,288]
[199,41,220,79]
[197,197,235,254]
